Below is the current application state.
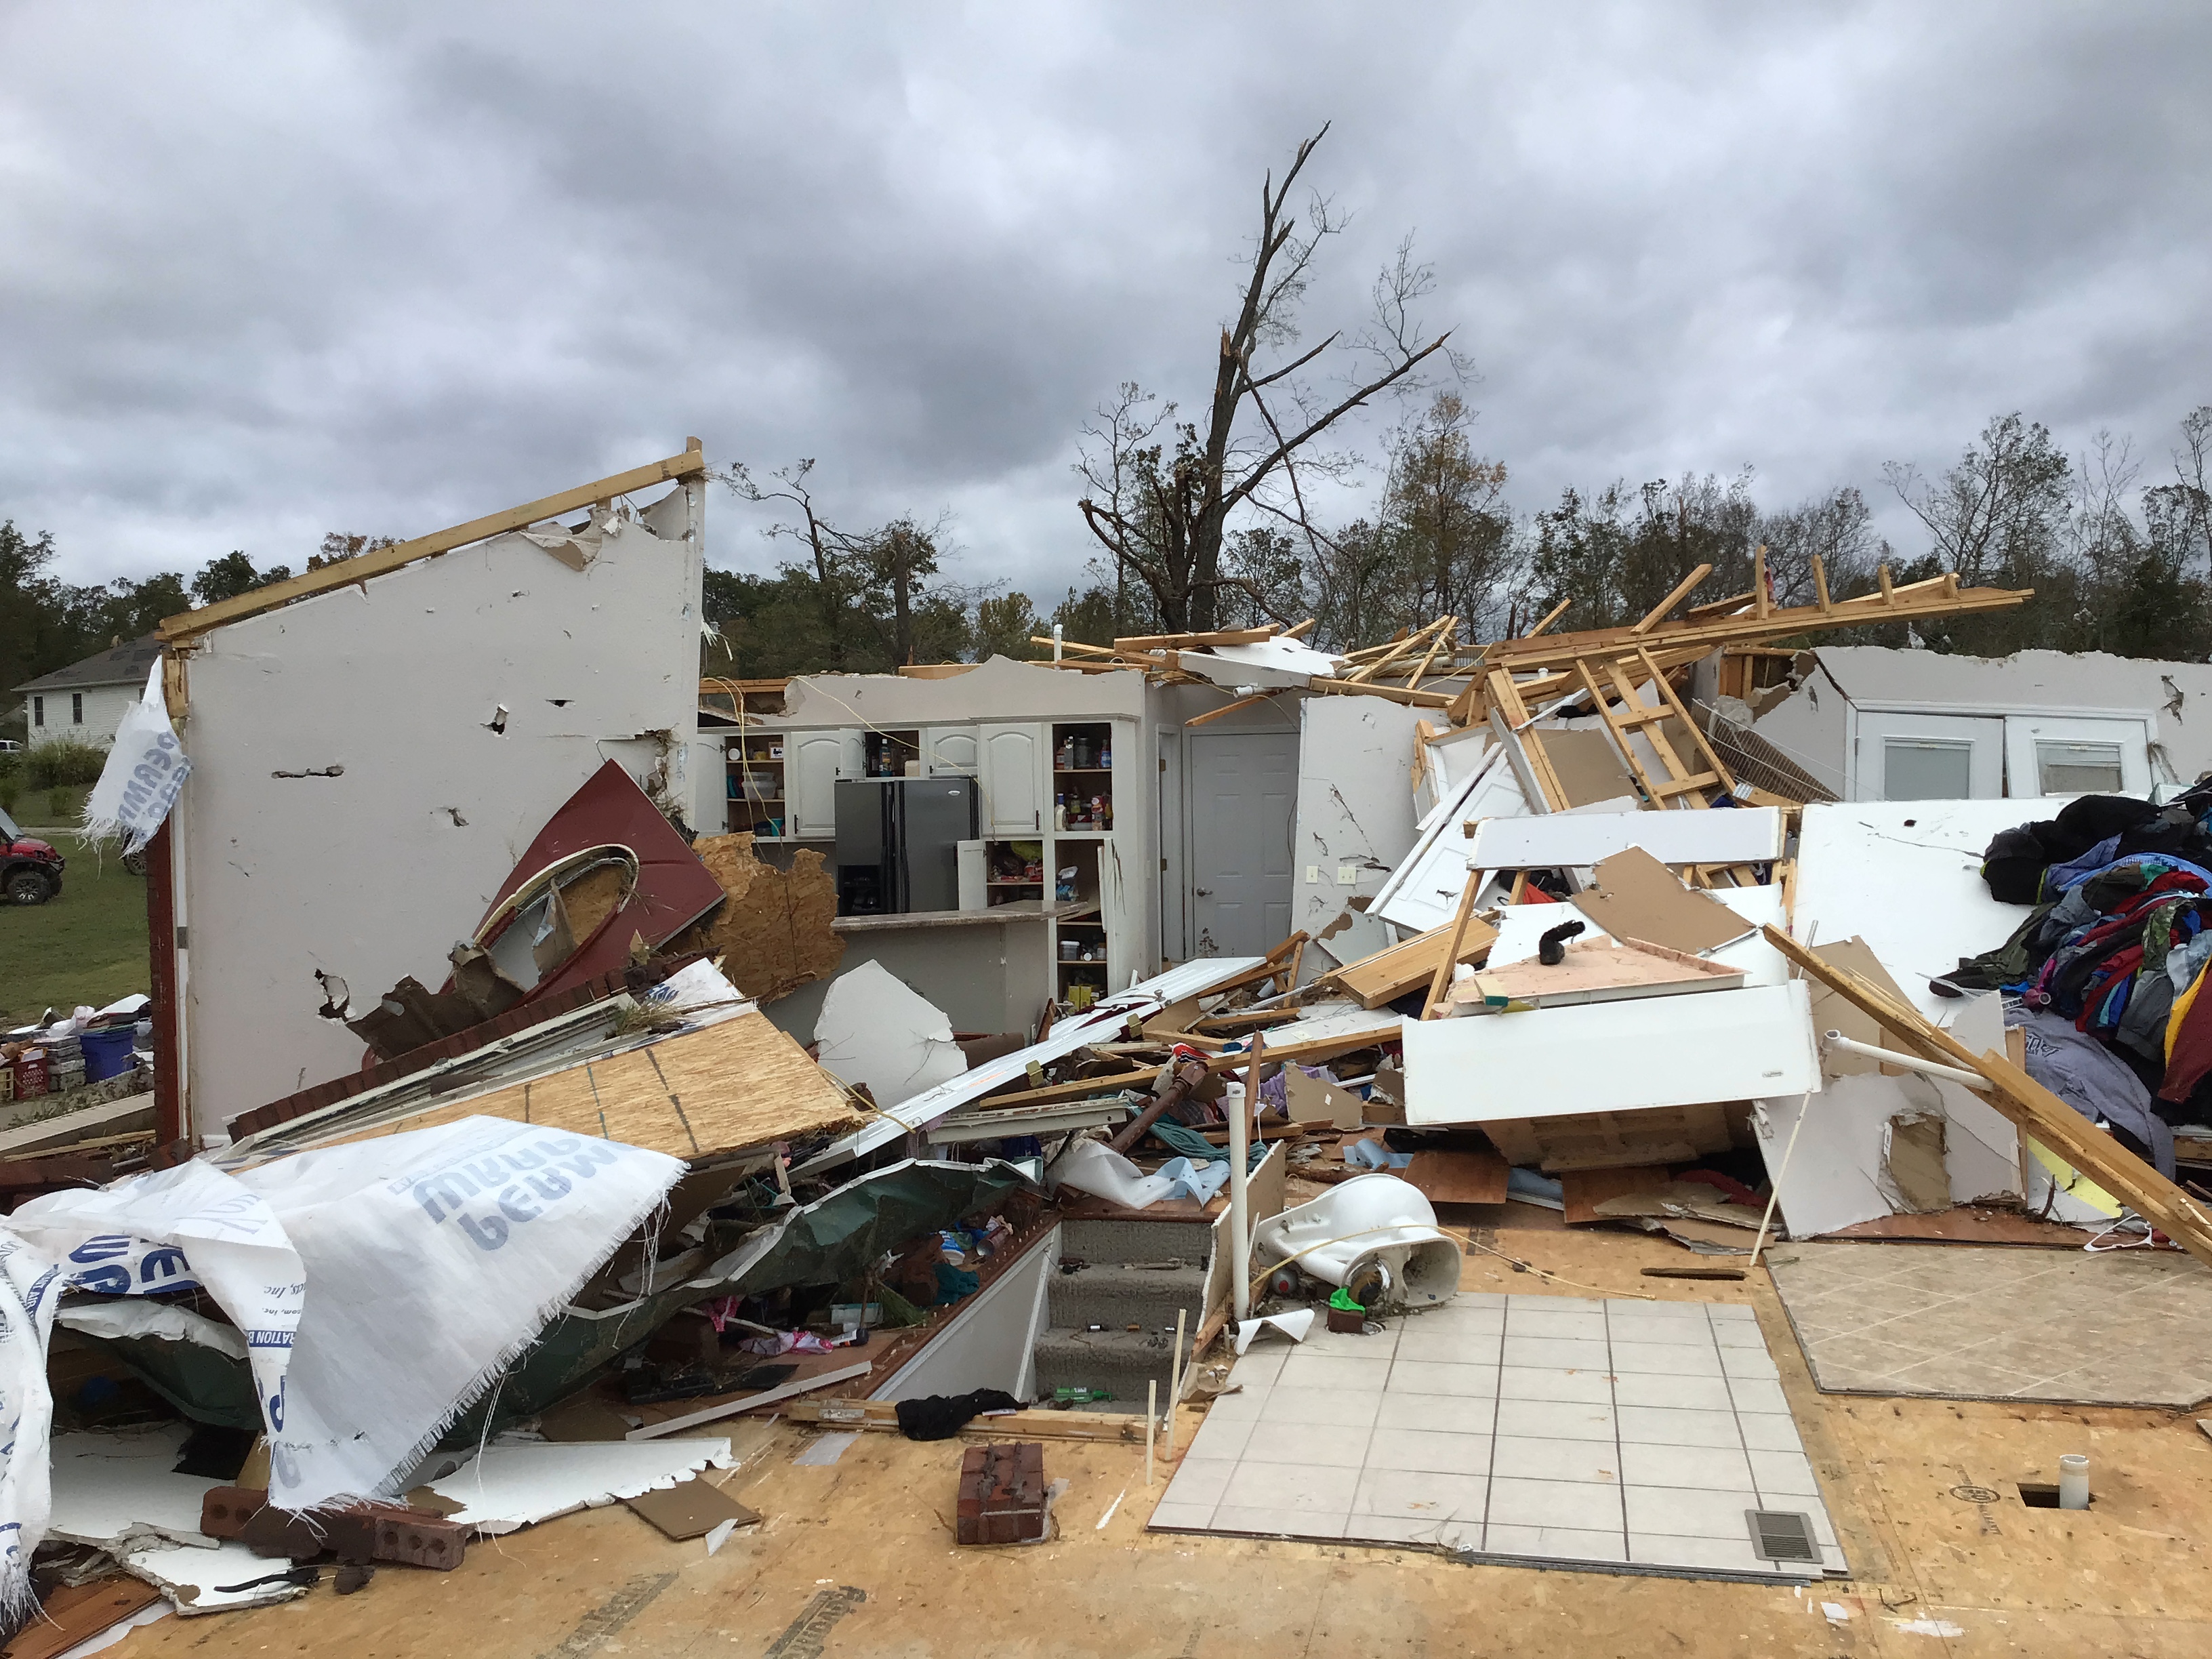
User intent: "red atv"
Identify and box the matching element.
[0,806,64,905]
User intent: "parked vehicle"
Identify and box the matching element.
[0,806,64,904]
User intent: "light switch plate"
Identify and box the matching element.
[1305,865,1320,884]
[1337,866,1358,886]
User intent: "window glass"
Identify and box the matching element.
[1884,737,1973,800]
[71,692,83,724]
[2036,741,2123,795]
[32,697,43,727]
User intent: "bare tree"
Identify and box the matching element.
[1881,413,2072,589]
[722,459,865,670]
[1077,125,1459,632]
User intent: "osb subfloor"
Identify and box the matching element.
[1769,1240,2212,1406]
[111,1208,2212,1658]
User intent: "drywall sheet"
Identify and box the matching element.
[424,1439,735,1534]
[177,494,706,1133]
[1292,697,1427,943]
[1489,886,1787,987]
[1568,848,1751,955]
[1471,807,1782,872]
[1791,798,2079,1019]
[1403,981,1820,1126]
[1537,725,1643,808]
[813,960,968,1110]
[872,1225,1059,1404]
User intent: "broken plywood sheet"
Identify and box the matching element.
[1401,1147,1508,1204]
[1534,725,1643,808]
[683,832,844,1004]
[424,1438,736,1536]
[1330,916,1500,1009]
[1282,1065,1363,1130]
[1470,806,1783,873]
[335,1009,862,1162]
[1566,846,1751,956]
[1450,936,1743,1011]
[1403,980,1820,1126]
[1807,937,1917,1077]
[813,961,967,1111]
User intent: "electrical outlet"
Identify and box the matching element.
[1337,865,1358,885]
[1305,864,1320,884]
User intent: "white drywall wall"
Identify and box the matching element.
[872,1226,1060,1404]
[175,489,703,1134]
[1290,697,1425,944]
[1746,659,1850,799]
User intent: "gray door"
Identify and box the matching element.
[1187,731,1297,958]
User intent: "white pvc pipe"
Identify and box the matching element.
[1229,1038,1258,1321]
[2059,1453,2089,1510]
[1820,1031,1990,1091]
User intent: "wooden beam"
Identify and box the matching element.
[1405,616,1456,690]
[1185,691,1281,728]
[1752,545,1770,619]
[1877,563,1895,604]
[1630,565,1712,636]
[1422,870,1484,1019]
[161,443,710,641]
[1811,554,1831,615]
[1523,596,1573,638]
[1762,924,2212,1269]
[968,1068,1156,1111]
[1305,678,1456,708]
[1282,617,1317,639]
[1113,627,1279,650]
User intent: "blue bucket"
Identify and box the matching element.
[80,1026,137,1083]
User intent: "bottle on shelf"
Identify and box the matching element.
[1054,793,1067,831]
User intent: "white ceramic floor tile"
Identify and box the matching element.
[1259,1385,1383,1428]
[1488,1435,1622,1485]
[1502,1335,1612,1371]
[1227,1349,1290,1386]
[1708,1303,1759,1322]
[1627,1532,1782,1574]
[1276,1352,1394,1390]
[1242,1427,1372,1469]
[1396,1330,1505,1364]
[1608,1340,1724,1377]
[1617,1441,1755,1492]
[1413,1303,1506,1334]
[1623,1484,1769,1539]
[1221,1460,1361,1514]
[1499,1366,1614,1404]
[1298,1325,1396,1357]
[1511,1294,1605,1313]
[1748,1449,1822,1497]
[1376,1391,1496,1433]
[1725,1378,1790,1414]
[1352,1513,1481,1549]
[1162,1457,1237,1509]
[1720,1346,1782,1381]
[1712,1321,1768,1349]
[1736,1413,1803,1452]
[1202,1385,1269,1420]
[1614,1405,1745,1448]
[1485,1475,1626,1532]
[1389,1359,1501,1396]
[1147,1500,1217,1531]
[1493,1398,1618,1442]
[1184,1414,1256,1462]
[1364,1427,1492,1475]
[1353,1467,1489,1522]
[1610,1372,1736,1411]
[1484,1523,1629,1563]
[1608,1299,1710,1322]
[1212,1504,1348,1539]
[1504,1309,1610,1342]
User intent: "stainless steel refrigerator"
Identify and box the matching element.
[833,777,978,914]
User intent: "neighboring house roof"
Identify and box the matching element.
[12,634,164,697]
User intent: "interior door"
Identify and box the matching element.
[1187,731,1297,957]
[1852,712,2003,801]
[979,723,1044,835]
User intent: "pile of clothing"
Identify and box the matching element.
[1948,789,2212,1174]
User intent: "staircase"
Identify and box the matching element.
[1029,1216,1212,1415]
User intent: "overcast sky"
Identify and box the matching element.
[4,3,2208,604]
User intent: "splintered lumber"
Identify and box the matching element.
[1480,579,2032,674]
[786,1398,1150,1443]
[1330,917,1499,1009]
[1762,924,2212,1269]
[162,442,709,641]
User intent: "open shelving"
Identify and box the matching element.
[1051,722,1115,832]
[726,735,787,836]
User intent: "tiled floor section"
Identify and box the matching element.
[1767,1241,2212,1406]
[1151,1293,1845,1579]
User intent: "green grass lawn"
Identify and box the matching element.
[0,845,150,1027]
[2,785,91,828]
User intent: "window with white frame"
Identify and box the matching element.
[1883,737,1974,800]
[2034,740,2125,794]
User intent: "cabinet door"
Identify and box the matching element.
[789,732,852,838]
[924,726,979,779]
[979,723,1045,835]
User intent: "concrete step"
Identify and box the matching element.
[1029,1326,1178,1415]
[1047,1261,1207,1332]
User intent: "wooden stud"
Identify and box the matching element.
[1877,563,1896,604]
[1282,617,1317,639]
[1630,565,1713,636]
[1422,869,1484,1020]
[1523,596,1574,639]
[1185,691,1279,727]
[1752,545,1771,619]
[1811,554,1832,615]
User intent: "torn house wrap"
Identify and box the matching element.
[80,659,191,855]
[7,1116,682,1520]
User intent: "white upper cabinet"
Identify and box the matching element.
[979,722,1046,835]
[924,726,980,779]
[788,729,861,837]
